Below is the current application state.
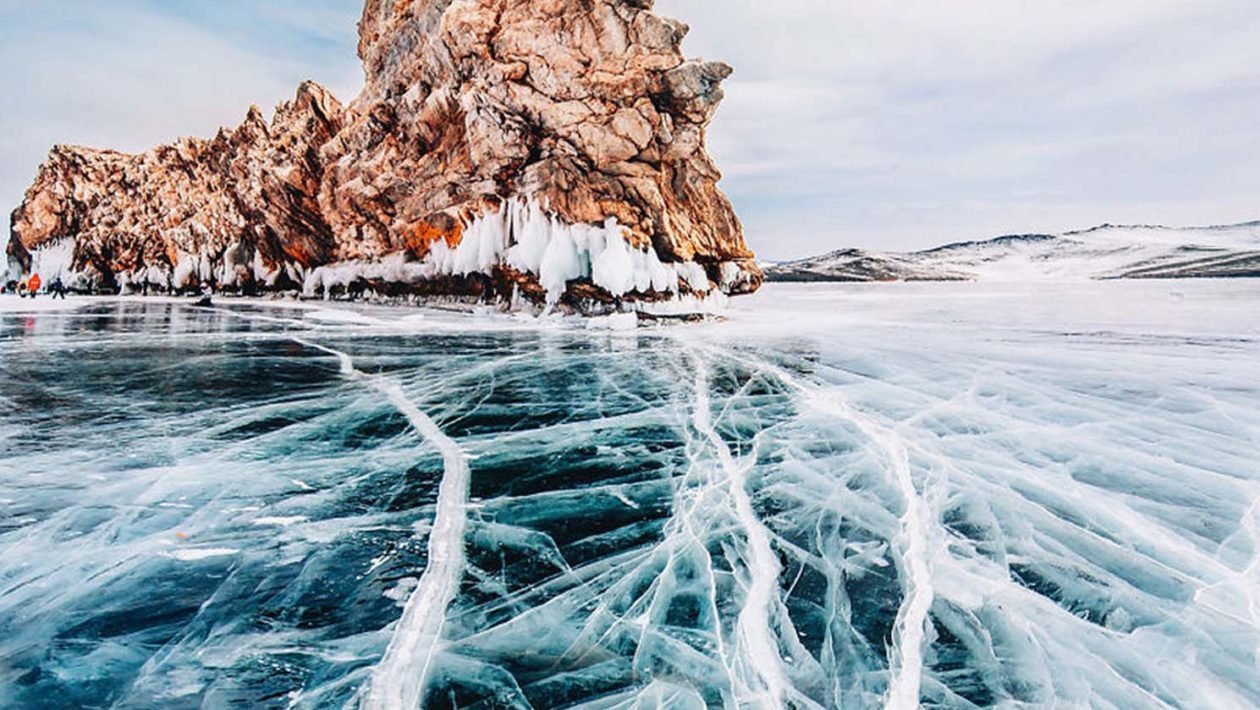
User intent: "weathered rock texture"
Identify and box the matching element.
[8,0,761,308]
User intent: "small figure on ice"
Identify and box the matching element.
[19,273,41,299]
[195,282,214,308]
[49,276,67,300]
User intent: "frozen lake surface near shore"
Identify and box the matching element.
[1,280,1258,708]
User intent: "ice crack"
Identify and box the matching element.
[294,339,471,710]
[689,353,792,708]
[808,393,932,710]
[714,349,936,710]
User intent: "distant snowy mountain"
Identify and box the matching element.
[766,222,1260,282]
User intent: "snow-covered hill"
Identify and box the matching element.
[766,222,1260,282]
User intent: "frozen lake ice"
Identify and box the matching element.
[1,281,1258,708]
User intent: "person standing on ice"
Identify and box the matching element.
[22,273,41,299]
[49,276,67,300]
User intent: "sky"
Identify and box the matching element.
[2,1,1258,259]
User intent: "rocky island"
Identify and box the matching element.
[7,0,762,311]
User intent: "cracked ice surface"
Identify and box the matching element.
[1,280,1259,709]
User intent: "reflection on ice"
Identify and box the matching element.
[1,281,1259,708]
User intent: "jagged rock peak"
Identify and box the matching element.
[9,0,762,310]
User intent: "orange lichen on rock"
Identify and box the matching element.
[282,242,323,269]
[403,218,464,260]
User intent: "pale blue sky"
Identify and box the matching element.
[3,0,1258,259]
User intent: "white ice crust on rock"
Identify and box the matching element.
[19,199,742,315]
[304,200,730,308]
[26,238,77,285]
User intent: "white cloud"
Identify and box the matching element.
[659,0,1260,257]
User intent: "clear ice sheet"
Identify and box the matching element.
[0,280,1258,709]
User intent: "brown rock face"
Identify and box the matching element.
[8,0,762,308]
[9,83,345,292]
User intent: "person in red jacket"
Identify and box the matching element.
[17,275,35,298]
[25,273,42,299]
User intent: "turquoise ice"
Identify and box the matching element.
[1,281,1258,708]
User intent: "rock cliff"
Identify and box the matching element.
[8,0,761,310]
